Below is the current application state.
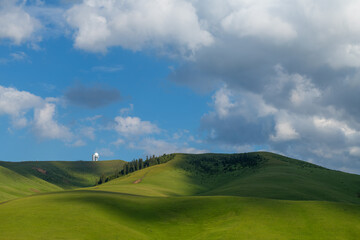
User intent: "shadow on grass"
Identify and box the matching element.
[0,160,125,189]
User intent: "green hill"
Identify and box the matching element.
[94,152,360,204]
[0,160,125,202]
[0,152,359,239]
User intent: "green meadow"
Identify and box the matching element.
[0,152,359,239]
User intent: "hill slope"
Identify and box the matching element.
[0,191,359,240]
[94,152,360,204]
[0,160,125,202]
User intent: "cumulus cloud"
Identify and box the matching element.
[139,0,360,173]
[201,67,360,173]
[0,85,43,127]
[171,0,360,92]
[201,86,275,147]
[221,2,297,43]
[65,0,213,54]
[114,116,160,137]
[0,0,40,43]
[111,111,207,155]
[64,83,121,108]
[270,120,299,142]
[0,85,74,141]
[33,103,73,140]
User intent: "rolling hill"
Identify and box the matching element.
[93,152,360,204]
[0,152,359,239]
[0,160,125,202]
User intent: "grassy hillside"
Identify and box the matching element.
[94,152,360,204]
[0,165,62,202]
[0,191,359,240]
[0,160,125,202]
[0,152,360,239]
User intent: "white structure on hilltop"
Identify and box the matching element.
[92,152,99,162]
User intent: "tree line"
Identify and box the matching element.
[97,153,175,185]
[184,153,264,175]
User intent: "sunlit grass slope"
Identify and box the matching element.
[94,152,360,203]
[0,165,61,202]
[0,191,359,240]
[0,160,125,202]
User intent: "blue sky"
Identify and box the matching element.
[0,34,212,161]
[1,0,360,174]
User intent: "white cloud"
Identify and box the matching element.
[66,0,213,54]
[209,85,276,122]
[114,116,160,136]
[313,117,357,137]
[199,63,360,173]
[290,79,321,106]
[270,65,321,110]
[349,147,360,157]
[328,44,360,69]
[213,87,235,119]
[0,0,40,43]
[0,86,42,116]
[221,2,297,42]
[119,104,133,115]
[10,51,27,61]
[0,85,75,141]
[0,85,43,127]
[33,103,73,140]
[270,120,299,142]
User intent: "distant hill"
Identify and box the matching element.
[0,160,125,202]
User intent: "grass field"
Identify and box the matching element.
[0,191,359,240]
[0,152,359,239]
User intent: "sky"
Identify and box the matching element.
[1,0,360,174]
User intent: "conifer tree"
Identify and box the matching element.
[139,158,144,169]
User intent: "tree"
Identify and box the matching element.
[125,164,129,174]
[129,162,134,173]
[139,158,144,169]
[135,159,139,171]
[98,174,106,184]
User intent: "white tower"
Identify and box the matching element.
[92,152,99,161]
